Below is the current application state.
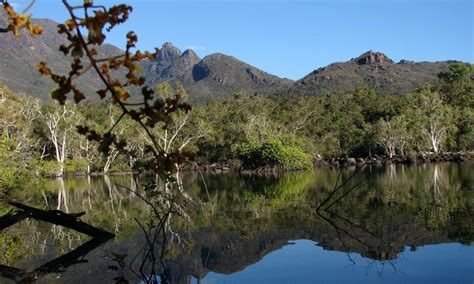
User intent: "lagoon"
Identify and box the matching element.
[1,163,473,283]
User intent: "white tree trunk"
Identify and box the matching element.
[103,148,119,174]
[45,105,74,176]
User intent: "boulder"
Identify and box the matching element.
[347,158,357,165]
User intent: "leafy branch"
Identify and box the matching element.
[28,0,193,179]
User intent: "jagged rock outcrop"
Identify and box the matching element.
[144,42,200,83]
[142,47,292,104]
[355,50,394,65]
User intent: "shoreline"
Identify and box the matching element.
[181,151,474,174]
[35,151,473,178]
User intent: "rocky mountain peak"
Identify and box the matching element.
[354,50,393,65]
[181,49,200,61]
[158,42,182,62]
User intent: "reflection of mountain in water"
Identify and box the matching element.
[161,208,470,283]
[0,163,472,283]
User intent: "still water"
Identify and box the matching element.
[0,163,473,283]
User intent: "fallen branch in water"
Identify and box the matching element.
[0,237,109,283]
[6,201,114,239]
[0,201,115,282]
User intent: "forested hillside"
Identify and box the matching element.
[276,51,457,98]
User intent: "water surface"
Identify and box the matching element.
[0,163,473,283]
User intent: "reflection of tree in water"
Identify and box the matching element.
[1,164,472,283]
[112,164,472,283]
[56,178,69,213]
[314,162,471,277]
[103,173,197,283]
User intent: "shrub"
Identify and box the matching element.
[64,158,88,175]
[31,160,61,177]
[233,135,312,169]
[0,136,28,192]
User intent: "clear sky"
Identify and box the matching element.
[20,0,474,80]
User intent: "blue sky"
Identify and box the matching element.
[21,0,474,80]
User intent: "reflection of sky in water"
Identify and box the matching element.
[196,240,474,284]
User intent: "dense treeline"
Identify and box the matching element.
[192,62,473,165]
[0,63,472,185]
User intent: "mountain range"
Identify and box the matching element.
[140,42,292,104]
[0,13,466,104]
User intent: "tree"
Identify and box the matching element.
[140,83,204,183]
[375,115,409,158]
[454,108,474,151]
[437,63,474,151]
[79,139,98,174]
[438,63,474,107]
[152,83,203,155]
[101,105,124,174]
[42,102,77,176]
[405,87,454,153]
[315,93,368,157]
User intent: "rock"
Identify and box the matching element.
[459,154,469,161]
[400,155,410,163]
[347,158,357,165]
[355,50,394,65]
[159,42,182,63]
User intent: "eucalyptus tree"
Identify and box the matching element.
[375,115,410,158]
[405,87,455,153]
[41,101,78,176]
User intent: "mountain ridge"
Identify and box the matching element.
[277,50,462,98]
[0,13,469,104]
[141,42,292,104]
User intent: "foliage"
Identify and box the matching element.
[0,1,42,37]
[233,135,312,169]
[0,135,20,190]
[438,63,474,107]
[31,160,61,178]
[375,115,410,157]
[454,107,474,150]
[64,158,88,175]
[404,86,455,153]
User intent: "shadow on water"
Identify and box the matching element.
[0,162,472,283]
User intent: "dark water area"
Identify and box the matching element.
[0,163,473,283]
